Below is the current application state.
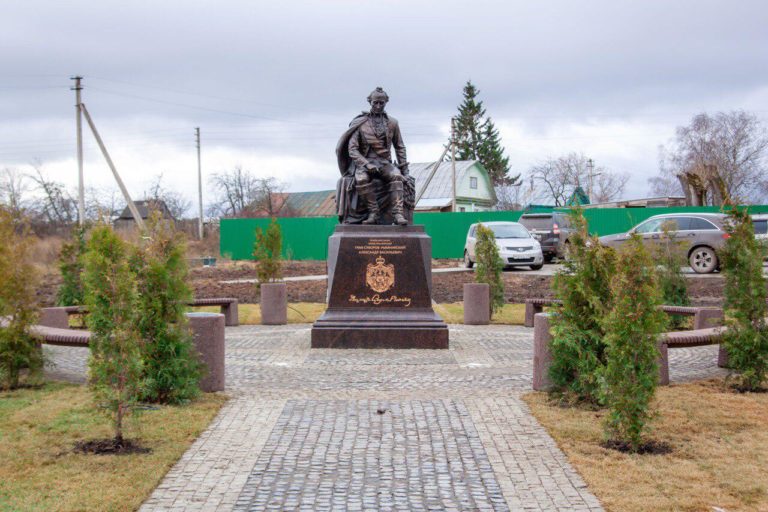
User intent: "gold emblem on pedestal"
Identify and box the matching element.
[365,256,395,293]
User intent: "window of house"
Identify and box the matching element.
[470,177,478,189]
[459,207,466,212]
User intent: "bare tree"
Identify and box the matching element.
[0,167,31,217]
[654,111,768,205]
[527,153,629,206]
[145,173,192,219]
[85,185,123,222]
[27,162,77,225]
[207,166,260,217]
[207,167,286,218]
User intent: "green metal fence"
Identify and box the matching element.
[220,205,768,260]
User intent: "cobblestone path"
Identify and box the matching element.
[45,324,726,511]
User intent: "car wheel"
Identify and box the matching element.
[529,263,544,271]
[689,246,718,274]
[464,250,474,269]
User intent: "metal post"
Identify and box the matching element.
[71,76,85,225]
[451,117,457,212]
[80,103,145,230]
[587,158,594,202]
[195,127,204,239]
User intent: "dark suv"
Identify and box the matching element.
[518,212,574,262]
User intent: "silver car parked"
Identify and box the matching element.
[598,213,729,274]
[464,221,544,270]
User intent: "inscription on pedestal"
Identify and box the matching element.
[312,225,448,349]
[329,235,431,310]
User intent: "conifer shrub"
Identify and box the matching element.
[601,233,666,452]
[82,224,143,444]
[654,221,690,329]
[56,225,87,306]
[0,208,43,390]
[474,223,505,318]
[132,213,201,404]
[549,209,615,403]
[253,218,283,286]
[720,208,768,391]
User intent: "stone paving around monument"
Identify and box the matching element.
[44,324,727,511]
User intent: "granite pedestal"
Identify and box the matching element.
[311,225,448,349]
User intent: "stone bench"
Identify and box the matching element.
[658,327,728,385]
[188,298,239,327]
[532,312,729,390]
[31,324,91,347]
[525,299,724,330]
[41,297,240,328]
[39,306,86,329]
[524,298,562,327]
[33,314,225,392]
[659,305,724,330]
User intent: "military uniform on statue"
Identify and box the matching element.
[335,87,416,226]
[313,87,448,349]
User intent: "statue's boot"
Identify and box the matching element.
[389,181,408,226]
[358,183,380,224]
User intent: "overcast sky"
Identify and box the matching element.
[2,0,767,212]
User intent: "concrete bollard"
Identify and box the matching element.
[260,283,287,325]
[186,312,225,392]
[532,312,554,391]
[463,283,490,325]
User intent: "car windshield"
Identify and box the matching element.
[489,224,530,239]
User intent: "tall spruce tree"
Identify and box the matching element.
[453,81,519,186]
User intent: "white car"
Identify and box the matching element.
[464,221,544,270]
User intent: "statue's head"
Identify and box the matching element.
[367,87,389,114]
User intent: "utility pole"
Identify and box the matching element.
[586,158,598,203]
[451,117,457,212]
[195,127,204,239]
[71,76,85,225]
[80,103,145,230]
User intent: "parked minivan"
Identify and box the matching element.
[598,213,729,273]
[464,221,544,270]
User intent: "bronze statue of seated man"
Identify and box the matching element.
[336,87,413,226]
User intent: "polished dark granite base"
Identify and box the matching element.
[311,225,448,349]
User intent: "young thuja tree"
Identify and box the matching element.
[0,208,44,390]
[601,234,666,452]
[474,223,505,318]
[132,213,201,404]
[253,218,283,286]
[549,208,615,403]
[654,221,690,329]
[56,225,87,306]
[720,208,768,391]
[83,224,143,445]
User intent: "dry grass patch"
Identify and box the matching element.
[191,302,327,324]
[523,380,768,511]
[0,382,226,512]
[433,302,526,325]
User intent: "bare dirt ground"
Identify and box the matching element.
[37,259,731,307]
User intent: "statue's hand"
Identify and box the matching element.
[401,164,409,176]
[365,163,380,174]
